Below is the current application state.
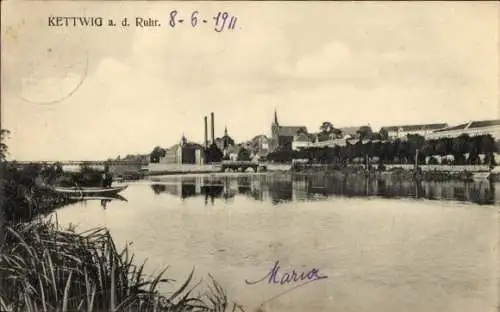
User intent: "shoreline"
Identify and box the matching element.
[288,164,499,182]
[1,161,243,312]
[144,163,291,177]
[141,163,499,182]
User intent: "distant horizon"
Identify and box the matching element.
[4,116,499,162]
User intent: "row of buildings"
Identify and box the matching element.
[156,110,500,164]
[270,110,500,150]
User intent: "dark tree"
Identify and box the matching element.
[392,139,404,164]
[267,131,498,168]
[480,134,497,165]
[332,128,342,138]
[1,129,10,161]
[428,156,439,165]
[420,140,436,159]
[344,141,355,162]
[379,128,389,141]
[237,147,251,161]
[150,146,166,163]
[353,140,364,160]
[369,141,382,163]
[319,121,334,134]
[379,142,394,164]
[332,145,341,164]
[316,132,330,142]
[452,134,470,165]
[318,122,342,141]
[434,138,452,156]
[205,143,223,163]
[406,134,426,164]
[467,136,481,164]
[356,126,373,141]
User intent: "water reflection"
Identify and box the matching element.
[150,174,498,205]
[68,194,128,209]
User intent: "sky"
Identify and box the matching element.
[1,1,498,161]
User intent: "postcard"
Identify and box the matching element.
[1,1,499,312]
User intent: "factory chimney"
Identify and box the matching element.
[210,112,215,144]
[204,116,208,147]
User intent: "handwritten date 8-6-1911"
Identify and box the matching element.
[169,10,238,32]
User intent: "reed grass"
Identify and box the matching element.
[0,218,245,312]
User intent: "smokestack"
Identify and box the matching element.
[204,116,208,147]
[211,112,215,144]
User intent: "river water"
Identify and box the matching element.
[53,173,499,312]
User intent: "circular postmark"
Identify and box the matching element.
[6,27,89,106]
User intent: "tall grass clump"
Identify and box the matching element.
[0,218,245,312]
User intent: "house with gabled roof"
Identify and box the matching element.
[160,135,205,165]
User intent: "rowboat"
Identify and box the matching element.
[54,185,128,196]
[68,194,128,202]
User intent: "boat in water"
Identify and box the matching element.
[68,194,128,202]
[54,185,128,197]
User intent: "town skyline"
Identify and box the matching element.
[4,114,499,162]
[2,2,498,161]
[167,113,493,147]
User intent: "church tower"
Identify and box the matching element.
[271,109,280,152]
[223,126,229,149]
[180,133,187,147]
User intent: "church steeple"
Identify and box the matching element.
[180,133,187,146]
[222,126,234,149]
[274,109,279,126]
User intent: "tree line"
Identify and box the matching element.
[268,133,498,166]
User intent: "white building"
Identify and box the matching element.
[425,120,500,140]
[292,132,314,150]
[310,138,350,148]
[380,123,448,139]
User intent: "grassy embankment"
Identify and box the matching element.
[1,163,245,312]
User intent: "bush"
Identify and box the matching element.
[428,156,439,165]
[237,148,251,161]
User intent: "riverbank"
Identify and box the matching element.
[1,162,244,312]
[147,163,219,176]
[144,162,500,182]
[146,163,291,176]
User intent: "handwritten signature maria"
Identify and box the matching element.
[245,260,328,286]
